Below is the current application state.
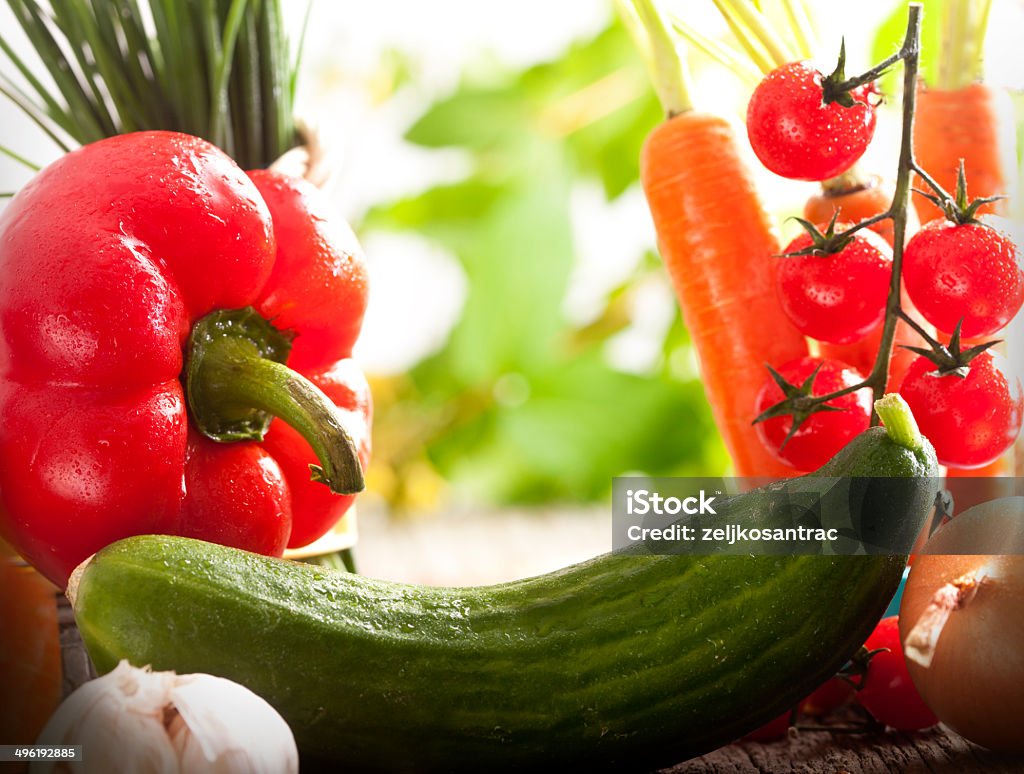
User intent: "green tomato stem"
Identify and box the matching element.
[864,3,922,423]
[755,5,927,429]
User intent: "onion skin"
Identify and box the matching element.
[899,498,1024,753]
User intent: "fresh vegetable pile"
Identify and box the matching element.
[740,28,1020,476]
[665,0,1021,477]
[70,397,937,771]
[0,0,1021,770]
[623,0,1022,758]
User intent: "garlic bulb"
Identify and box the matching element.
[33,661,297,774]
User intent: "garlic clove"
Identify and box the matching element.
[34,661,297,774]
[33,662,178,774]
[72,691,178,774]
[168,673,298,774]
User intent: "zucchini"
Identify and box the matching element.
[70,422,937,772]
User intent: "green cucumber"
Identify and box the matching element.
[71,423,937,772]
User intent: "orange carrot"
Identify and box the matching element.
[804,173,919,248]
[0,542,61,744]
[913,82,1007,221]
[641,112,808,477]
[625,0,806,476]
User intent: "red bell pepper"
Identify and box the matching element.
[0,131,371,587]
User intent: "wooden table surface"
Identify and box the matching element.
[56,507,1024,773]
[668,726,1022,773]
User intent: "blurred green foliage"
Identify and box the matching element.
[871,0,944,94]
[362,22,728,507]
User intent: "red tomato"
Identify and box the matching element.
[898,351,1022,468]
[801,677,855,717]
[746,61,877,181]
[755,357,872,472]
[742,711,791,742]
[857,616,938,730]
[778,226,893,344]
[903,218,1023,339]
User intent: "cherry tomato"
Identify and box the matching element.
[746,61,877,181]
[898,351,1022,468]
[755,357,872,472]
[801,677,855,717]
[903,217,1023,339]
[778,226,893,344]
[857,616,938,730]
[741,676,855,743]
[742,711,791,742]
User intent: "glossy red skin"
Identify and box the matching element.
[755,357,872,472]
[801,676,855,717]
[857,616,939,731]
[778,225,893,344]
[248,170,368,372]
[741,676,854,742]
[742,711,791,742]
[903,218,1024,339]
[0,132,370,586]
[747,61,877,182]
[178,431,292,555]
[263,358,372,548]
[898,351,1022,469]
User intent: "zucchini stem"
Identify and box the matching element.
[874,394,924,452]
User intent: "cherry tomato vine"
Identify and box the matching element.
[755,4,1013,441]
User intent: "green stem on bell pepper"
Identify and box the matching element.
[186,307,364,496]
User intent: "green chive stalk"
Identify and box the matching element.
[0,0,310,168]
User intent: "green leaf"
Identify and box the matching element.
[362,178,506,234]
[366,19,729,504]
[432,140,574,384]
[405,82,527,150]
[521,22,660,199]
[871,0,942,93]
[566,82,661,199]
[428,351,721,503]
